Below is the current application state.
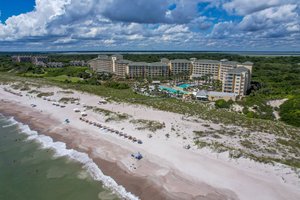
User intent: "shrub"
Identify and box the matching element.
[279,97,300,127]
[104,81,129,89]
[215,99,233,109]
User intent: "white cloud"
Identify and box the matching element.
[0,0,299,51]
[223,0,297,15]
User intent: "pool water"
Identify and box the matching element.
[159,86,188,94]
[178,84,191,89]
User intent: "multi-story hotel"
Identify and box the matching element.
[222,67,251,96]
[12,55,48,64]
[127,62,169,78]
[115,59,132,78]
[169,59,192,75]
[191,59,220,80]
[87,55,113,73]
[88,55,253,96]
[219,60,240,82]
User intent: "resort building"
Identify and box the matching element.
[191,59,220,80]
[87,55,113,73]
[47,62,64,68]
[127,62,169,78]
[219,60,240,82]
[111,54,124,72]
[169,59,192,75]
[87,55,253,98]
[222,67,251,96]
[69,60,86,66]
[12,55,48,64]
[115,59,132,78]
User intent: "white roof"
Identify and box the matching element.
[196,90,208,97]
[208,91,237,97]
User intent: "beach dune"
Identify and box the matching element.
[0,84,300,200]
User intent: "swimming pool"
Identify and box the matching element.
[159,86,188,94]
[178,84,191,89]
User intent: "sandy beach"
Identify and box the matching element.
[1,83,300,200]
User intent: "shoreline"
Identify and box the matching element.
[1,84,300,200]
[0,103,168,200]
[0,101,234,200]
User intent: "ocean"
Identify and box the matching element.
[0,114,122,200]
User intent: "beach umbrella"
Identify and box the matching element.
[73,108,80,112]
[81,112,87,117]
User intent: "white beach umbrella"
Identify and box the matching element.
[73,108,80,112]
[81,112,87,116]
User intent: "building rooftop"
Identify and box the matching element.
[194,59,220,64]
[116,59,132,64]
[242,61,254,65]
[129,62,168,67]
[170,59,191,63]
[196,90,208,97]
[97,55,110,59]
[221,60,240,65]
[208,91,237,97]
[228,66,249,74]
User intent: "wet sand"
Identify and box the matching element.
[0,100,237,200]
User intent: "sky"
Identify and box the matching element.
[0,0,299,51]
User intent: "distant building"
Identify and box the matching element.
[191,59,220,80]
[219,60,240,82]
[47,62,64,68]
[115,59,132,78]
[31,56,48,64]
[111,54,124,72]
[88,55,113,73]
[87,55,253,98]
[222,67,251,96]
[127,62,169,78]
[69,60,86,66]
[35,61,46,67]
[169,59,192,75]
[12,55,48,64]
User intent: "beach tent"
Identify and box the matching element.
[73,108,80,112]
[131,152,143,160]
[81,112,87,117]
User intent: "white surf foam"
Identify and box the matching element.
[1,116,18,127]
[7,117,140,200]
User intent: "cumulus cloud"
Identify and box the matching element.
[239,4,299,33]
[0,0,299,51]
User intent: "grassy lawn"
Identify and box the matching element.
[45,75,82,83]
[0,72,298,137]
[1,72,300,168]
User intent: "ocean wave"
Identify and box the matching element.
[2,122,18,128]
[1,116,18,128]
[7,117,139,200]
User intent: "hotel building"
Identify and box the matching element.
[222,67,251,96]
[169,59,192,75]
[115,59,132,78]
[88,55,253,97]
[191,59,220,80]
[127,62,169,78]
[12,55,48,64]
[87,55,113,73]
